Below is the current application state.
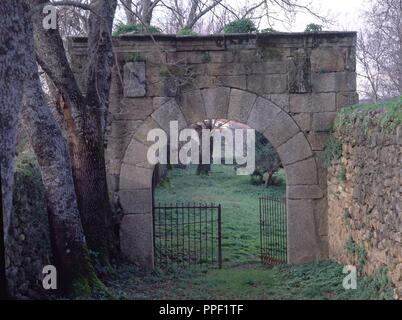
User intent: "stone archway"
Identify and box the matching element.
[68,32,357,270]
[119,88,326,269]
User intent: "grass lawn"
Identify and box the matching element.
[154,164,285,265]
[105,165,392,300]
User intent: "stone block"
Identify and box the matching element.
[247,74,288,95]
[287,185,324,199]
[109,119,142,139]
[288,50,312,93]
[133,116,162,146]
[263,112,300,148]
[176,38,225,51]
[285,157,318,185]
[124,62,146,97]
[202,87,230,119]
[287,199,321,264]
[208,51,235,63]
[225,37,256,50]
[167,51,209,64]
[151,99,187,133]
[120,214,154,270]
[308,132,330,151]
[206,63,250,76]
[119,163,153,190]
[311,47,346,73]
[228,89,257,124]
[312,72,356,93]
[290,93,336,113]
[277,132,313,165]
[265,94,290,112]
[215,76,247,90]
[336,92,359,109]
[119,98,154,120]
[147,77,177,97]
[178,90,207,124]
[152,97,171,111]
[251,61,288,74]
[123,138,151,167]
[293,113,312,132]
[312,112,337,132]
[119,189,152,214]
[247,97,282,132]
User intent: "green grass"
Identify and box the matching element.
[106,261,390,300]
[154,165,285,265]
[104,165,391,300]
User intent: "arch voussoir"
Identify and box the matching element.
[263,111,300,149]
[119,163,153,190]
[247,96,282,132]
[201,87,231,120]
[151,98,188,132]
[228,89,257,124]
[177,90,207,124]
[276,132,313,166]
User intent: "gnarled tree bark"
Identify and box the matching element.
[29,0,118,262]
[21,32,104,295]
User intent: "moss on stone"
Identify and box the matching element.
[321,136,342,168]
[335,97,402,132]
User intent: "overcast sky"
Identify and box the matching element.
[115,0,369,33]
[269,0,368,32]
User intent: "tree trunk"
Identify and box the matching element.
[0,168,7,300]
[121,0,137,24]
[0,1,27,242]
[21,9,105,296]
[265,172,274,187]
[30,0,117,262]
[70,137,112,261]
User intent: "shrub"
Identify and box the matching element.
[224,19,257,34]
[177,27,198,36]
[113,23,161,36]
[250,172,264,186]
[305,23,323,32]
[322,136,343,168]
[259,27,276,33]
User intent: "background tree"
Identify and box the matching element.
[254,131,281,187]
[116,0,324,34]
[120,0,161,26]
[357,0,402,101]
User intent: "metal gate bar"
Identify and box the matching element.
[259,196,287,265]
[153,203,222,269]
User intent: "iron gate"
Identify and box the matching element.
[259,196,287,265]
[153,203,222,269]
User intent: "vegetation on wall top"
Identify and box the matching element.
[177,27,198,36]
[223,18,258,33]
[113,23,161,36]
[335,97,402,132]
[305,23,323,32]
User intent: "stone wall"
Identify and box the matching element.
[69,32,358,269]
[328,109,402,299]
[5,153,52,299]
